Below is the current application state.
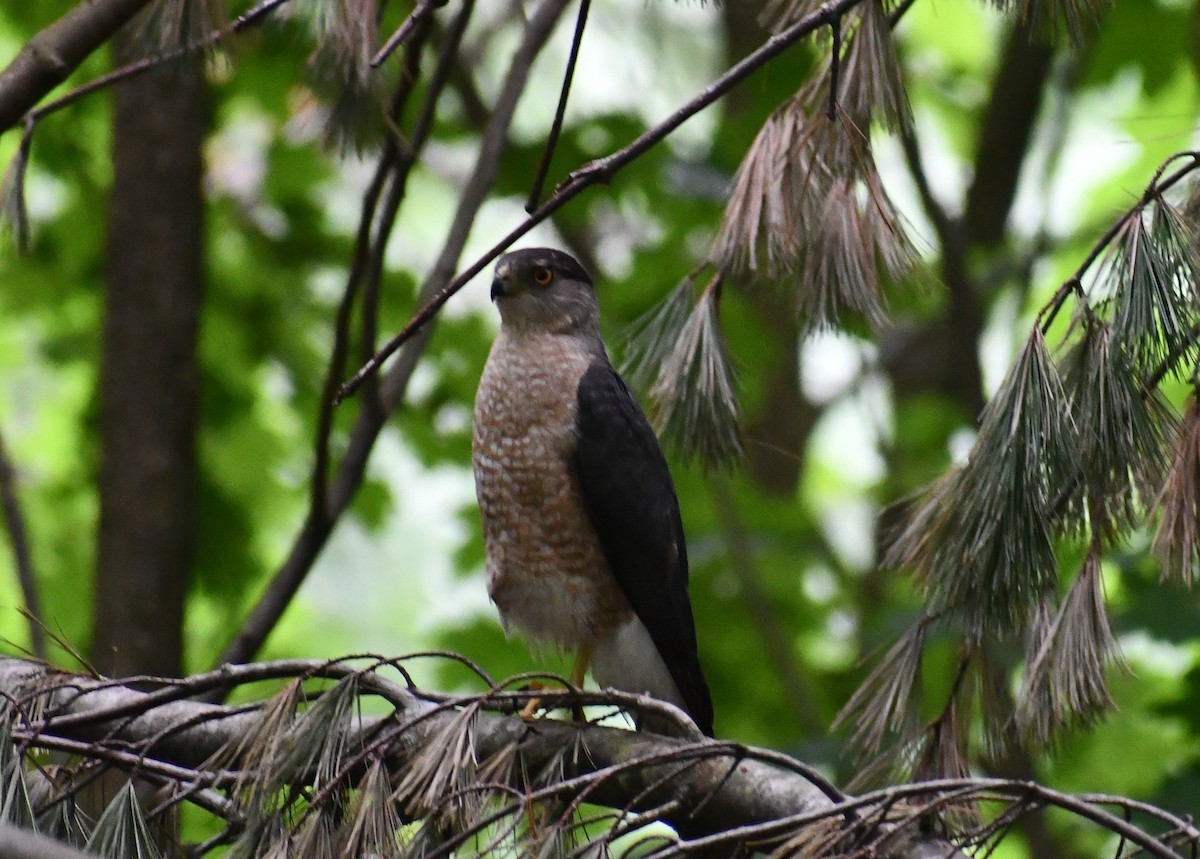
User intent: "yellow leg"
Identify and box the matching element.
[570,642,592,689]
[519,643,593,722]
[519,681,548,720]
[569,643,592,722]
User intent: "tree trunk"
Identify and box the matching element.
[92,31,207,679]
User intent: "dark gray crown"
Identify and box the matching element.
[497,247,593,286]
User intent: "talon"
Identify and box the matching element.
[520,698,543,720]
[518,680,553,720]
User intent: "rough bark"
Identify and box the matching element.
[92,31,207,679]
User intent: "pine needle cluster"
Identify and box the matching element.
[0,665,618,858]
[631,0,920,468]
[131,0,229,53]
[843,177,1200,777]
[708,82,917,331]
[625,273,742,467]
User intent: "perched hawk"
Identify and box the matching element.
[472,247,714,737]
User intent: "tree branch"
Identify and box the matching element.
[525,0,591,211]
[337,0,875,403]
[0,655,980,856]
[13,0,292,134]
[0,0,157,134]
[5,656,1191,857]
[0,427,45,659]
[214,0,569,672]
[371,0,449,68]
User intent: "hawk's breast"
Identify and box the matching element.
[472,331,632,648]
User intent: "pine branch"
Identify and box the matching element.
[0,0,292,138]
[0,655,971,857]
[336,0,876,402]
[2,655,1194,855]
[371,0,448,67]
[0,429,45,660]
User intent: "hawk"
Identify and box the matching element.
[472,247,714,737]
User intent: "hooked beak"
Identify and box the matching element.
[490,264,516,301]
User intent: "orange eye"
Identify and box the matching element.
[532,266,553,286]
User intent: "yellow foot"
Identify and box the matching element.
[520,696,544,720]
[518,681,553,721]
[516,680,587,723]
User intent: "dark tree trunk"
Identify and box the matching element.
[92,31,207,679]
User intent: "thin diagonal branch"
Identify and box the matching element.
[371,0,449,67]
[214,0,567,673]
[336,0,874,403]
[0,429,45,659]
[0,0,156,133]
[525,0,591,211]
[17,0,293,132]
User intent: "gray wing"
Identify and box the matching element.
[572,361,714,736]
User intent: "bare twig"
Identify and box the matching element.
[358,0,472,379]
[0,0,156,133]
[37,0,289,126]
[214,0,569,673]
[525,0,592,211]
[336,0,874,403]
[0,428,45,659]
[371,0,448,67]
[311,8,443,511]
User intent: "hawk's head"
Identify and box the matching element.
[490,248,598,335]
